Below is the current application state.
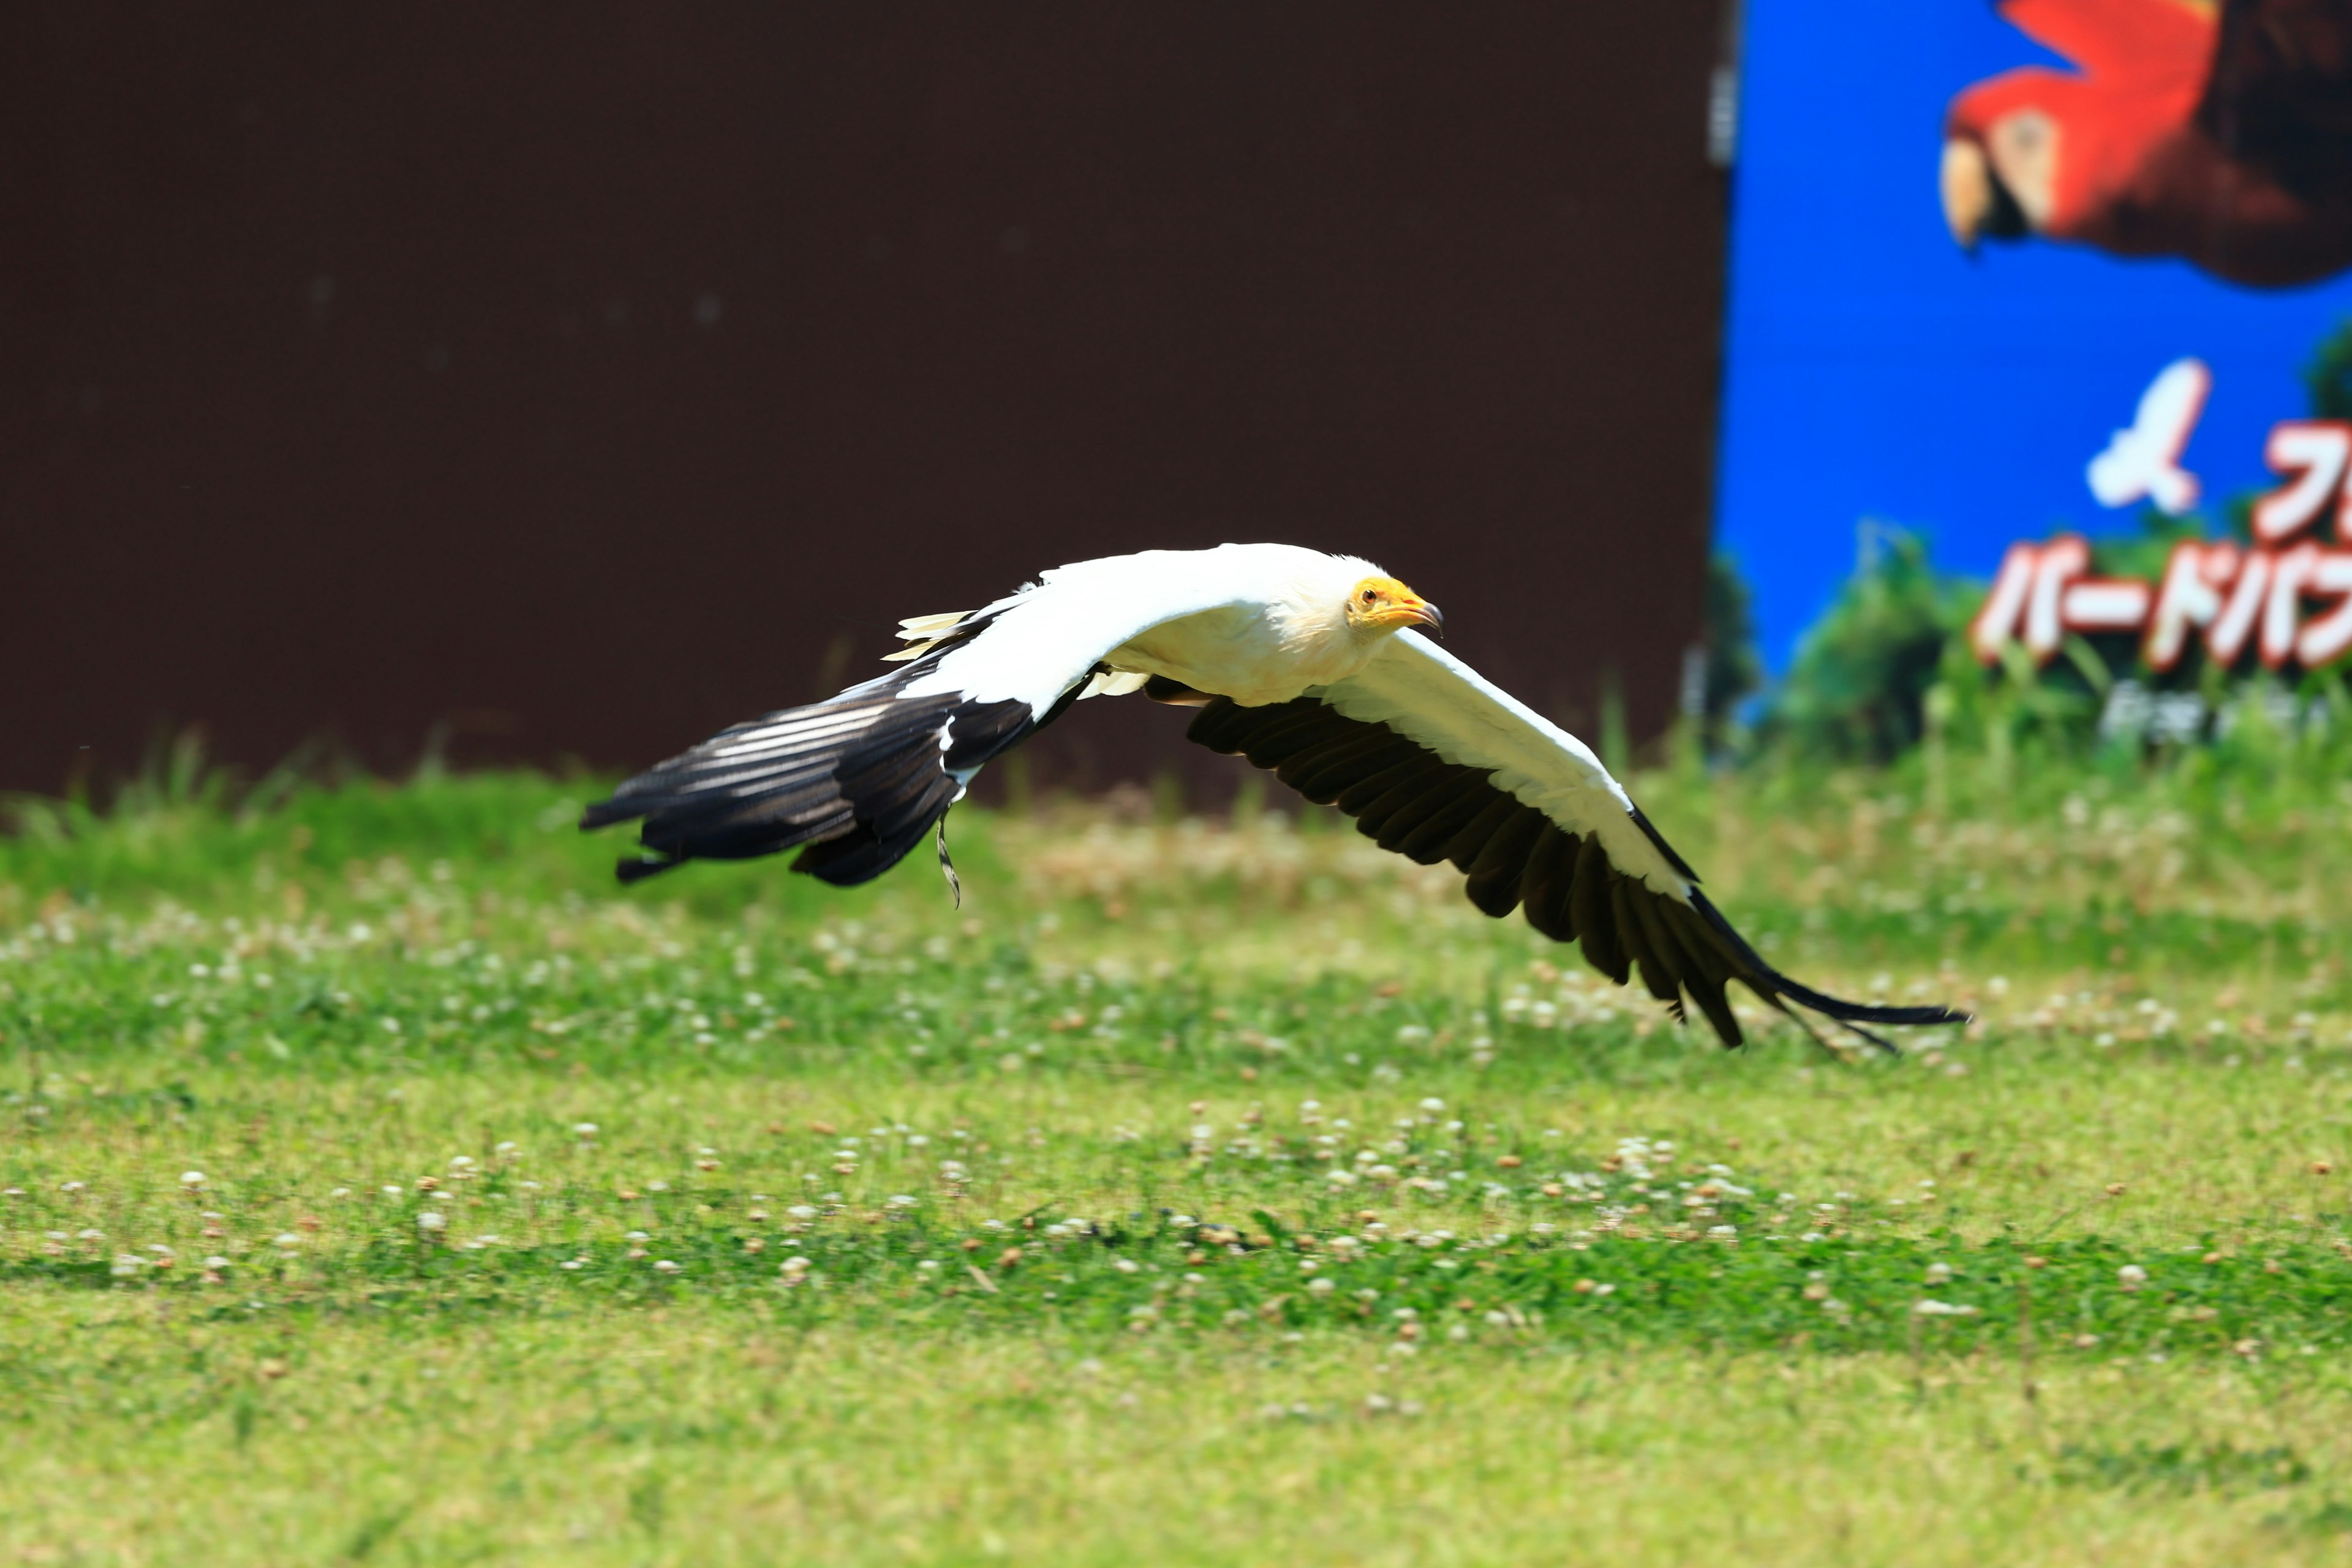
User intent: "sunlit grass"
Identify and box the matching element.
[2,760,2350,1561]
[9,1305,2352,1566]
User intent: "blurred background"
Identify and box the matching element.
[3,3,1731,796]
[13,0,2352,801]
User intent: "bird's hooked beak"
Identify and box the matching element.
[1940,127,2041,251]
[1351,576,1444,638]
[1941,138,1994,249]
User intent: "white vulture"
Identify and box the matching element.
[583,545,1964,1050]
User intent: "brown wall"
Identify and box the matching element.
[2,3,1728,799]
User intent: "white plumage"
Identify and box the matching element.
[895,544,1393,709]
[584,544,1962,1050]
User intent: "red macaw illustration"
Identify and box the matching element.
[1943,0,2352,287]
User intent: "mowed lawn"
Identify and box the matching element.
[3,756,2351,1565]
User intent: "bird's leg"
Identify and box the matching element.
[1779,1004,1865,1065]
[1831,1017,1902,1059]
[935,815,962,910]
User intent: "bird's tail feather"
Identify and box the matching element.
[583,669,1031,886]
[1689,889,1968,1052]
[1770,979,1969,1030]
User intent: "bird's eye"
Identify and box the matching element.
[1362,589,1378,603]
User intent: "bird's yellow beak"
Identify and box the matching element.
[1397,597,1444,636]
[1352,576,1444,636]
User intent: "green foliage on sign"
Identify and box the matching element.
[2302,316,2352,422]
[1757,526,1978,764]
[2087,507,2214,582]
[1700,552,1765,753]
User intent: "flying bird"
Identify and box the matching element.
[582,545,1965,1052]
[2085,356,2209,511]
[1943,0,2352,287]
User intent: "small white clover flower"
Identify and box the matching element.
[653,1259,680,1274]
[416,1212,447,1232]
[179,1172,205,1189]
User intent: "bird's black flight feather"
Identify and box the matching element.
[1186,695,1966,1051]
[582,622,1046,886]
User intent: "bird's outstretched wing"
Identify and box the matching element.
[578,645,1033,887]
[580,550,1269,884]
[2196,0,2352,197]
[1994,0,2215,89]
[1183,632,1966,1051]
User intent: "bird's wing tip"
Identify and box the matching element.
[578,799,631,832]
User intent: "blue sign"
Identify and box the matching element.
[1717,0,2352,669]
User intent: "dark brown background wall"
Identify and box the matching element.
[2,3,1728,798]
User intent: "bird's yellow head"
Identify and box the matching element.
[1345,576,1443,638]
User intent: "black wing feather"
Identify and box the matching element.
[584,621,1053,887]
[1392,782,1500,865]
[1186,695,1967,1050]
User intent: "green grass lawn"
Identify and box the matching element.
[4,756,2351,1564]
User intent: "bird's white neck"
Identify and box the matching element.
[1109,576,1391,707]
